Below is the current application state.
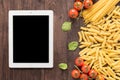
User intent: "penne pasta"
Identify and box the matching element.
[78,5,120,80]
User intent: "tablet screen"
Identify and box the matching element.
[13,16,49,63]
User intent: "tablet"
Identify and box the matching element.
[9,10,53,68]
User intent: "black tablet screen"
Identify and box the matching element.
[13,16,49,63]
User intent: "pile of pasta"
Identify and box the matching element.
[78,6,120,80]
[82,0,120,24]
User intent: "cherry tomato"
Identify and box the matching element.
[75,0,80,1]
[68,8,78,18]
[81,64,90,73]
[75,57,84,67]
[80,74,88,80]
[83,0,93,9]
[88,69,97,79]
[96,75,105,80]
[71,69,80,79]
[74,1,83,11]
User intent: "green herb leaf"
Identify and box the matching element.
[62,21,72,31]
[68,41,78,51]
[58,63,68,70]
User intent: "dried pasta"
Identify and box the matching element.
[78,6,120,80]
[82,0,120,23]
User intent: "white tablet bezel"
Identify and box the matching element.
[9,10,53,68]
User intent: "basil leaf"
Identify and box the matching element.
[68,41,78,51]
[58,63,68,70]
[62,21,72,31]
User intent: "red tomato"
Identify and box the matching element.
[81,64,90,73]
[74,1,83,11]
[75,0,80,1]
[75,57,84,67]
[88,70,97,79]
[83,0,93,9]
[71,69,80,79]
[68,8,78,18]
[80,74,88,80]
[96,75,105,80]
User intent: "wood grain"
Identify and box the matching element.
[45,0,70,80]
[0,0,98,80]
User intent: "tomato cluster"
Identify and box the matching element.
[71,57,98,80]
[68,0,93,18]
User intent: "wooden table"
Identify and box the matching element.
[0,0,96,80]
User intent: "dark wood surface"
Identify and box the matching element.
[0,0,97,80]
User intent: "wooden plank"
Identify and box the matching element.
[0,0,11,80]
[10,0,45,79]
[44,0,76,80]
[0,0,45,80]
[0,1,4,80]
[12,69,43,80]
[65,1,81,80]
